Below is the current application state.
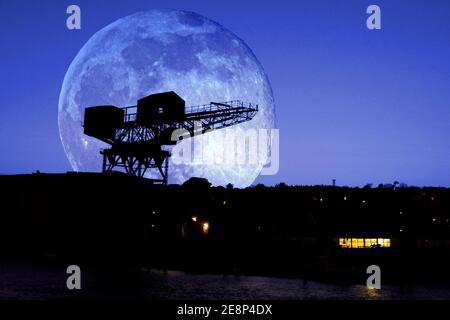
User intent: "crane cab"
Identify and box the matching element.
[136,91,185,124]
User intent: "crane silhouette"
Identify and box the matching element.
[83,91,258,184]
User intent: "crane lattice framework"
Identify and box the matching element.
[83,91,258,185]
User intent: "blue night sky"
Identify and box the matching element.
[0,0,449,187]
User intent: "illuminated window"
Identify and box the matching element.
[367,238,378,247]
[339,238,351,248]
[338,238,391,249]
[202,222,209,235]
[379,239,390,247]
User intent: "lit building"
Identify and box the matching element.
[338,238,391,249]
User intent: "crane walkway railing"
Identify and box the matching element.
[121,101,258,124]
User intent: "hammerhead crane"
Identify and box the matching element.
[83,91,258,184]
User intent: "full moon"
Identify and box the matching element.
[58,10,275,188]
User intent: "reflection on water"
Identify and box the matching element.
[141,270,450,300]
[0,264,449,300]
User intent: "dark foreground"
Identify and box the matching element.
[1,262,450,300]
[0,172,450,299]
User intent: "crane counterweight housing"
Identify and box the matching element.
[83,105,124,142]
